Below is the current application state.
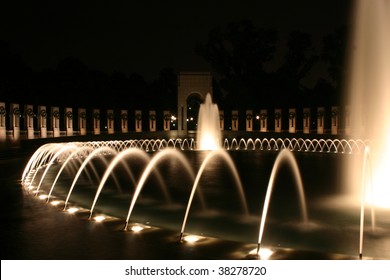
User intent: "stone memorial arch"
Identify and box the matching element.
[177,72,213,136]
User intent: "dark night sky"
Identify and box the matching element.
[0,0,353,81]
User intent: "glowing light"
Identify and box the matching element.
[198,133,220,151]
[183,235,203,243]
[67,207,79,214]
[93,215,106,222]
[249,248,274,259]
[367,138,390,208]
[50,200,61,206]
[27,186,35,190]
[131,225,145,232]
[38,194,48,200]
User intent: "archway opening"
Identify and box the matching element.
[186,93,203,131]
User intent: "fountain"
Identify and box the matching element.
[16,1,390,260]
[197,93,222,150]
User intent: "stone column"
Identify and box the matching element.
[51,107,60,137]
[0,102,6,142]
[331,106,338,135]
[288,108,296,133]
[24,104,35,139]
[121,110,129,133]
[38,106,47,138]
[149,110,156,132]
[163,111,171,131]
[317,107,325,134]
[231,110,239,131]
[78,108,87,136]
[10,103,21,141]
[93,109,100,135]
[107,109,115,134]
[260,109,268,132]
[274,109,282,133]
[303,108,311,134]
[65,108,73,136]
[219,110,224,130]
[246,110,253,132]
[135,110,142,132]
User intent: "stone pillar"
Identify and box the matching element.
[317,107,325,134]
[107,109,115,134]
[149,110,156,132]
[345,106,351,135]
[78,108,87,136]
[10,103,20,141]
[288,108,296,133]
[135,110,142,132]
[93,109,100,135]
[274,109,282,133]
[231,110,239,131]
[24,104,35,139]
[219,110,224,131]
[303,108,311,134]
[121,110,129,133]
[259,109,268,132]
[331,106,339,135]
[38,106,47,138]
[163,111,171,131]
[51,107,60,137]
[246,110,253,132]
[0,102,6,142]
[65,108,73,136]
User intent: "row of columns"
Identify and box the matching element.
[0,102,351,142]
[0,102,172,142]
[223,106,345,134]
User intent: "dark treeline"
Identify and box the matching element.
[1,20,349,113]
[199,20,350,112]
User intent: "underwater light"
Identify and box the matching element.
[38,194,48,200]
[131,225,145,232]
[93,215,106,222]
[183,235,204,243]
[249,248,274,260]
[50,200,61,206]
[67,207,79,214]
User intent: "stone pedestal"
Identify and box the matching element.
[303,108,311,134]
[163,111,171,131]
[317,107,325,134]
[288,108,296,133]
[0,102,6,142]
[231,110,239,131]
[149,110,156,132]
[219,110,224,130]
[10,103,20,141]
[331,106,338,135]
[107,109,115,134]
[260,109,268,132]
[65,108,73,136]
[24,104,34,139]
[78,108,87,136]
[246,110,253,132]
[135,110,142,132]
[38,106,47,138]
[274,109,282,133]
[51,107,60,137]
[93,109,100,135]
[121,110,129,133]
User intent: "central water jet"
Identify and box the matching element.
[197,93,221,150]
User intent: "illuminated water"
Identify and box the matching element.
[16,142,390,259]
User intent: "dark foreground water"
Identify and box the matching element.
[2,146,390,260]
